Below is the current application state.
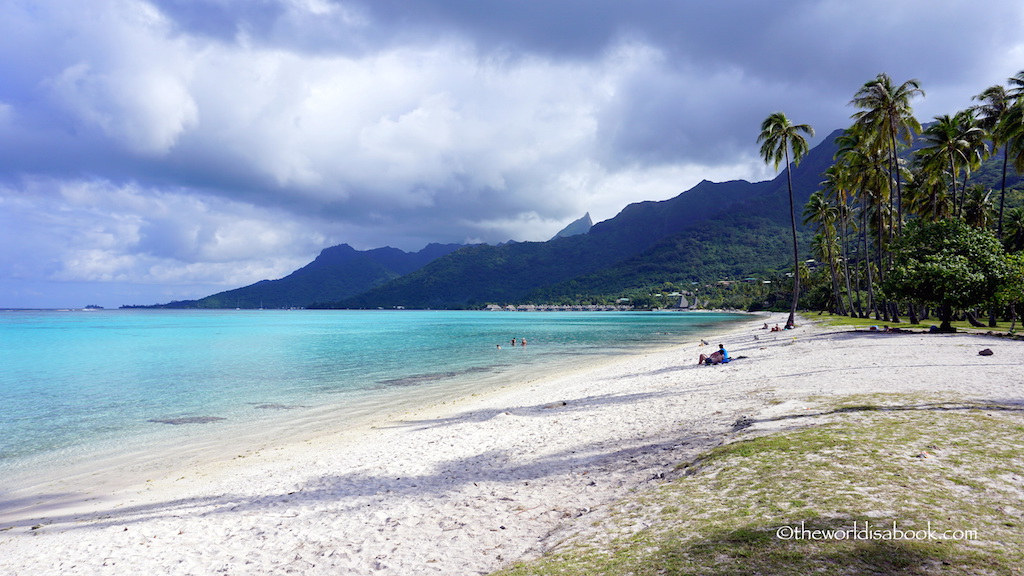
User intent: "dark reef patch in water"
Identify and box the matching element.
[377,365,495,388]
[250,403,307,410]
[149,416,227,425]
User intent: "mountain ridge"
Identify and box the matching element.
[149,242,465,309]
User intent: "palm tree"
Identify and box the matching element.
[905,157,953,221]
[819,164,858,315]
[803,190,845,314]
[1005,207,1024,253]
[850,73,924,234]
[758,112,814,328]
[955,109,990,205]
[833,126,890,318]
[973,84,1014,237]
[963,184,994,229]
[917,113,984,218]
[1003,79,1024,183]
[837,125,894,319]
[1009,70,1024,98]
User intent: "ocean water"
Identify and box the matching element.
[0,309,747,493]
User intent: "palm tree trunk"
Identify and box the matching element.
[839,211,857,316]
[862,196,877,318]
[785,149,800,328]
[890,130,903,234]
[826,230,844,315]
[949,153,959,219]
[876,201,887,321]
[998,145,1009,239]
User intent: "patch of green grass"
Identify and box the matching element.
[493,394,1024,576]
[809,311,1020,335]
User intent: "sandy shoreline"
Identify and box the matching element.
[2,314,1022,575]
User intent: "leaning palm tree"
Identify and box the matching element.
[850,73,924,234]
[758,112,814,328]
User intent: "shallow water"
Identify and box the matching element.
[0,309,747,492]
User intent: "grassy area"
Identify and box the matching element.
[492,394,1024,576]
[807,311,1020,335]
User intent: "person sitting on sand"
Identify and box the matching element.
[698,343,730,365]
[771,324,781,332]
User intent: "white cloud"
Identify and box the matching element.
[3,0,1024,307]
[0,178,327,289]
[41,1,199,155]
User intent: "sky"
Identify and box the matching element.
[2,0,1023,308]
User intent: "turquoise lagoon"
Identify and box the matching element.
[0,309,747,493]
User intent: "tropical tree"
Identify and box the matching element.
[819,164,858,315]
[758,112,814,328]
[833,126,890,318]
[883,219,1009,332]
[954,109,991,213]
[803,190,845,314]
[916,112,985,218]
[1003,93,1024,180]
[850,73,924,233]
[962,184,994,229]
[1005,207,1024,253]
[905,157,953,221]
[998,252,1024,333]
[973,83,1015,237]
[1009,70,1024,98]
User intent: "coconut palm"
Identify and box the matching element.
[953,110,990,220]
[833,127,891,318]
[917,113,985,218]
[819,164,858,315]
[836,126,894,319]
[1009,70,1024,98]
[758,112,814,328]
[803,190,845,314]
[963,185,994,229]
[1003,95,1024,179]
[974,83,1015,237]
[850,73,924,234]
[1005,207,1024,253]
[905,157,953,222]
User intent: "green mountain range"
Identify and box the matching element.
[322,129,844,309]
[151,243,464,309]
[148,125,1022,310]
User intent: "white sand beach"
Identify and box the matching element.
[1,315,1022,575]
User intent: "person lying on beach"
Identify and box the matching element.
[698,344,730,365]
